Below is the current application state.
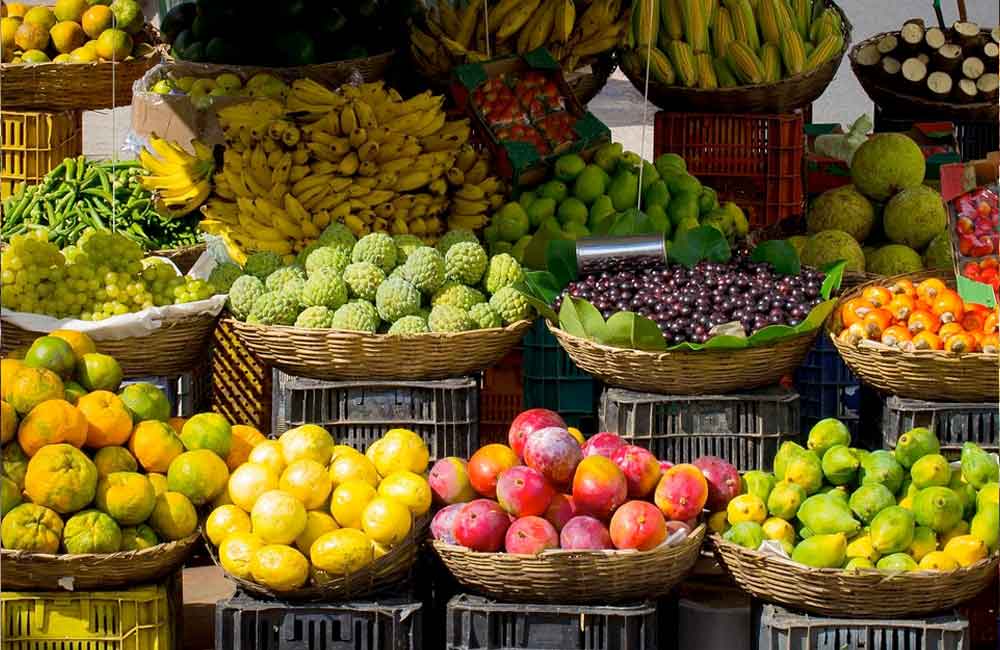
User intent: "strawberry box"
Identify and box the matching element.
[451,48,610,188]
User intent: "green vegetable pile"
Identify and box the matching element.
[1,156,200,251]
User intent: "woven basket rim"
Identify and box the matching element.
[2,308,219,336]
[225,317,534,340]
[0,532,198,564]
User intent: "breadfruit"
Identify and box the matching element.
[851,134,925,201]
[807,185,875,242]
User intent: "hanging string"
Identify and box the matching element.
[111,51,117,233]
[482,0,491,58]
[637,0,654,210]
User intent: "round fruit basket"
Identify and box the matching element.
[225,318,533,381]
[205,515,428,602]
[547,322,819,395]
[149,243,207,275]
[713,535,1000,618]
[432,523,705,603]
[828,271,999,402]
[619,1,850,113]
[0,533,198,591]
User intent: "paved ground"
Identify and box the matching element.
[81,0,999,159]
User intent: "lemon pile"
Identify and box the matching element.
[206,425,431,592]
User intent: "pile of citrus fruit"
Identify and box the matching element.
[1,330,263,555]
[206,426,431,593]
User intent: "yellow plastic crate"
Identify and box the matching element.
[211,319,272,431]
[1,582,173,650]
[1,110,83,199]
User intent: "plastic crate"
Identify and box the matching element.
[754,603,969,650]
[480,348,523,446]
[1,581,175,650]
[1,110,83,200]
[121,371,207,418]
[523,320,601,432]
[883,396,999,456]
[446,594,657,650]
[958,570,998,650]
[599,387,800,471]
[212,318,272,431]
[794,335,861,438]
[874,104,999,163]
[216,592,422,650]
[653,111,805,229]
[272,371,478,459]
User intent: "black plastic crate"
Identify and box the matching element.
[874,104,998,162]
[883,395,999,455]
[216,592,422,650]
[794,336,861,437]
[272,371,478,459]
[754,602,969,650]
[446,594,657,650]
[599,387,800,471]
[523,320,601,431]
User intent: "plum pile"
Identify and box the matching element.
[555,253,826,345]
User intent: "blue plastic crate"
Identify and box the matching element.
[522,321,601,431]
[794,336,861,437]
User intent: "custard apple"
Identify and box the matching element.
[428,304,475,332]
[295,306,334,328]
[331,300,379,332]
[432,282,486,311]
[482,253,524,295]
[444,241,488,285]
[227,274,266,320]
[296,242,321,267]
[375,277,422,323]
[318,223,357,250]
[247,291,300,326]
[305,246,351,276]
[489,286,533,325]
[435,229,478,255]
[300,270,349,310]
[243,251,283,280]
[469,302,502,329]
[388,315,430,335]
[343,262,386,301]
[352,232,398,272]
[394,235,425,264]
[265,265,306,292]
[400,247,446,294]
[208,262,242,294]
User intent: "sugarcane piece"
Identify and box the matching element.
[952,21,982,50]
[901,57,928,92]
[955,78,979,102]
[876,33,898,56]
[854,42,880,68]
[925,27,947,51]
[917,53,930,65]
[977,72,999,102]
[961,56,984,80]
[900,19,925,50]
[926,71,953,99]
[992,26,1000,44]
[933,43,962,73]
[880,56,901,81]
[982,41,998,64]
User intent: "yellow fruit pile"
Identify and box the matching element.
[208,426,432,593]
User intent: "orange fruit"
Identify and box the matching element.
[147,472,168,496]
[148,491,197,540]
[280,459,332,510]
[119,382,171,422]
[1,475,22,517]
[330,480,376,529]
[205,504,252,546]
[248,440,286,477]
[93,445,138,477]
[95,27,131,61]
[20,48,50,63]
[228,462,280,512]
[77,390,133,448]
[6,4,28,18]
[76,352,123,392]
[69,44,98,62]
[251,490,307,545]
[13,19,47,50]
[50,20,85,53]
[369,428,429,476]
[23,443,98,514]
[22,6,55,31]
[95,471,156,525]
[328,452,379,488]
[310,528,373,575]
[120,524,159,550]
[17,398,88,455]
[225,424,266,471]
[129,420,183,473]
[218,531,263,579]
[167,417,186,434]
[80,4,111,38]
[53,0,88,22]
[166,449,229,506]
[63,380,87,404]
[62,509,122,553]
[250,544,309,592]
[0,503,64,552]
[360,496,412,546]
[2,441,29,489]
[279,425,334,466]
[1,400,17,445]
[6,366,65,416]
[180,412,232,459]
[1,358,25,400]
[1,16,21,54]
[294,511,338,555]
[377,471,431,516]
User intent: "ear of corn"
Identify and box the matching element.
[760,42,782,81]
[681,0,709,53]
[712,7,735,57]
[791,0,811,38]
[713,56,740,87]
[696,52,719,88]
[632,0,661,48]
[666,39,700,86]
[702,0,718,28]
[723,0,760,51]
[756,0,781,44]
[809,8,841,43]
[805,32,842,70]
[646,46,678,84]
[660,0,684,40]
[779,29,806,75]
[725,40,764,84]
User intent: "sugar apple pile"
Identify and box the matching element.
[224,231,534,333]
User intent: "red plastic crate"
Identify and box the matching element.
[479,348,523,446]
[653,111,805,228]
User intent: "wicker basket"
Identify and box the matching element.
[564,53,617,106]
[150,243,206,275]
[850,30,999,122]
[225,318,532,381]
[205,516,427,602]
[547,322,818,395]
[713,535,999,618]
[1,311,219,377]
[0,533,198,591]
[433,523,706,603]
[619,1,850,113]
[0,26,164,111]
[828,271,1000,402]
[158,51,395,88]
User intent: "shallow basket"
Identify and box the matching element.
[619,1,850,113]
[547,322,818,395]
[226,318,533,382]
[432,523,706,604]
[828,271,1000,402]
[206,516,427,602]
[0,311,219,377]
[0,533,198,591]
[850,30,999,122]
[713,535,999,618]
[150,243,206,275]
[158,51,395,88]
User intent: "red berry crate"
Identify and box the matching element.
[653,111,805,229]
[479,348,523,446]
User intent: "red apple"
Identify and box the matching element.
[430,503,465,544]
[508,409,566,458]
[544,493,575,532]
[559,515,613,550]
[523,426,583,486]
[693,455,741,511]
[467,444,519,498]
[505,516,559,554]
[572,455,627,521]
[609,500,668,550]
[612,445,662,498]
[496,466,554,517]
[454,499,511,552]
[581,432,625,459]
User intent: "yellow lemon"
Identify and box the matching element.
[918,550,960,571]
[218,531,263,579]
[280,459,332,510]
[206,504,251,546]
[762,517,796,546]
[360,496,412,546]
[328,452,378,488]
[845,533,880,563]
[907,526,938,562]
[69,44,98,62]
[376,470,431,516]
[943,534,988,567]
[330,480,376,529]
[279,424,334,466]
[228,463,279,512]
[250,544,309,592]
[148,491,197,541]
[332,444,362,460]
[251,490,307,545]
[707,511,729,534]
[248,441,286,477]
[727,494,767,525]
[295,511,338,555]
[370,429,429,476]
[310,528,373,574]
[147,473,168,496]
[940,520,970,546]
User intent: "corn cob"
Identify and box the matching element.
[809,8,840,43]
[631,0,661,48]
[702,0,718,27]
[758,0,793,44]
[791,0,811,39]
[660,0,684,40]
[760,42,782,81]
[696,53,718,88]
[713,56,740,86]
[647,46,677,84]
[726,40,764,84]
[805,32,842,70]
[712,7,735,57]
[779,29,806,75]
[666,39,699,86]
[723,0,760,51]
[680,0,709,53]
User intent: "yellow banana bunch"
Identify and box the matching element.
[138,136,215,218]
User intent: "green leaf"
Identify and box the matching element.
[514,272,560,322]
[668,225,731,268]
[605,311,667,351]
[752,240,801,276]
[546,239,577,288]
[559,297,587,338]
[747,324,800,345]
[794,298,838,334]
[606,208,659,236]
[820,260,846,300]
[703,334,750,349]
[575,299,610,342]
